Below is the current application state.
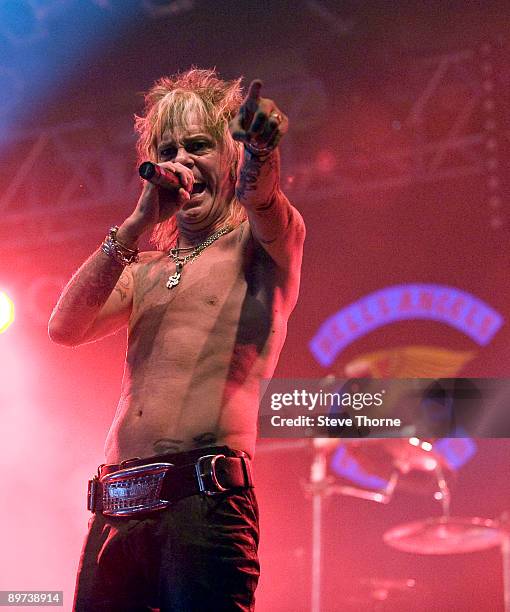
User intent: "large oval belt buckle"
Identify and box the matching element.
[100,462,173,517]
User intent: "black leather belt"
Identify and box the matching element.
[87,446,253,517]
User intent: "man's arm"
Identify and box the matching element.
[230,80,305,269]
[48,161,194,347]
[236,147,305,269]
[48,246,133,346]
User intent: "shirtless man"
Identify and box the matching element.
[49,69,304,611]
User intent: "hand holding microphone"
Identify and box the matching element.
[138,160,194,210]
[130,161,194,230]
[115,161,194,248]
[139,161,186,191]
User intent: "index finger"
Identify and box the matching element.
[230,79,263,141]
[246,79,263,101]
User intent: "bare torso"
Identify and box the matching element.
[104,220,300,462]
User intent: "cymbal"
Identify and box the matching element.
[384,516,504,554]
[336,437,450,471]
[378,438,450,473]
[333,438,453,497]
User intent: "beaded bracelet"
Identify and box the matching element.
[101,226,139,266]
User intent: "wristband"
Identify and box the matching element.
[101,226,139,266]
[243,142,275,159]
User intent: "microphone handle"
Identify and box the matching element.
[138,161,182,191]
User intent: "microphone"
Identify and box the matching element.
[138,161,182,191]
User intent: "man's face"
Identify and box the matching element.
[157,114,235,230]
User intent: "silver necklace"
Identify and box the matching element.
[166,226,233,289]
[171,244,195,252]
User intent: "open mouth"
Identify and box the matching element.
[191,182,206,195]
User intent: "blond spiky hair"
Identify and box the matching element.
[134,68,247,250]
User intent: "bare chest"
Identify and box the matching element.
[128,230,280,352]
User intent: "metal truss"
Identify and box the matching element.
[0,43,507,250]
[283,44,507,200]
[0,120,140,249]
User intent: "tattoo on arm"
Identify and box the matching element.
[50,248,129,339]
[236,150,279,204]
[57,253,125,309]
[114,269,132,302]
[235,148,303,260]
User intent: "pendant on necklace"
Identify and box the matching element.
[166,262,183,289]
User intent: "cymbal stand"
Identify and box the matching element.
[303,447,400,612]
[501,514,510,612]
[434,463,451,518]
[303,443,453,612]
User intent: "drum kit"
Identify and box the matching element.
[258,436,510,612]
[375,438,510,612]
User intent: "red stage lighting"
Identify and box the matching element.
[315,150,337,173]
[0,291,15,333]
